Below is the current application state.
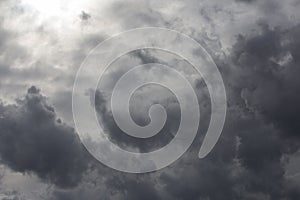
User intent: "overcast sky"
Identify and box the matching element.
[1,0,300,199]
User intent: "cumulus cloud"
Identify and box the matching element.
[0,86,91,188]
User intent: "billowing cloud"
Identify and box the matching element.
[92,23,300,200]
[0,86,91,188]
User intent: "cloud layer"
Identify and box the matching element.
[0,0,300,199]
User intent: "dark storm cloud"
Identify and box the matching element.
[231,23,300,143]
[0,25,299,200]
[1,0,300,199]
[0,86,91,188]
[88,22,300,199]
[149,24,300,200]
[225,23,300,198]
[1,22,300,200]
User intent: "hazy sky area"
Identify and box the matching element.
[1,0,300,199]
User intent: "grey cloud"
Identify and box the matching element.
[93,48,212,154]
[94,87,180,153]
[225,23,300,198]
[1,0,300,199]
[106,0,167,28]
[48,172,161,200]
[236,0,256,3]
[0,86,91,188]
[231,23,300,142]
[79,11,91,21]
[90,22,300,198]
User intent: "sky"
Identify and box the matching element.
[1,0,300,199]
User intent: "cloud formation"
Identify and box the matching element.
[0,87,90,188]
[0,0,300,199]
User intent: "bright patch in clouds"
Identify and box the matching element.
[21,0,89,19]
